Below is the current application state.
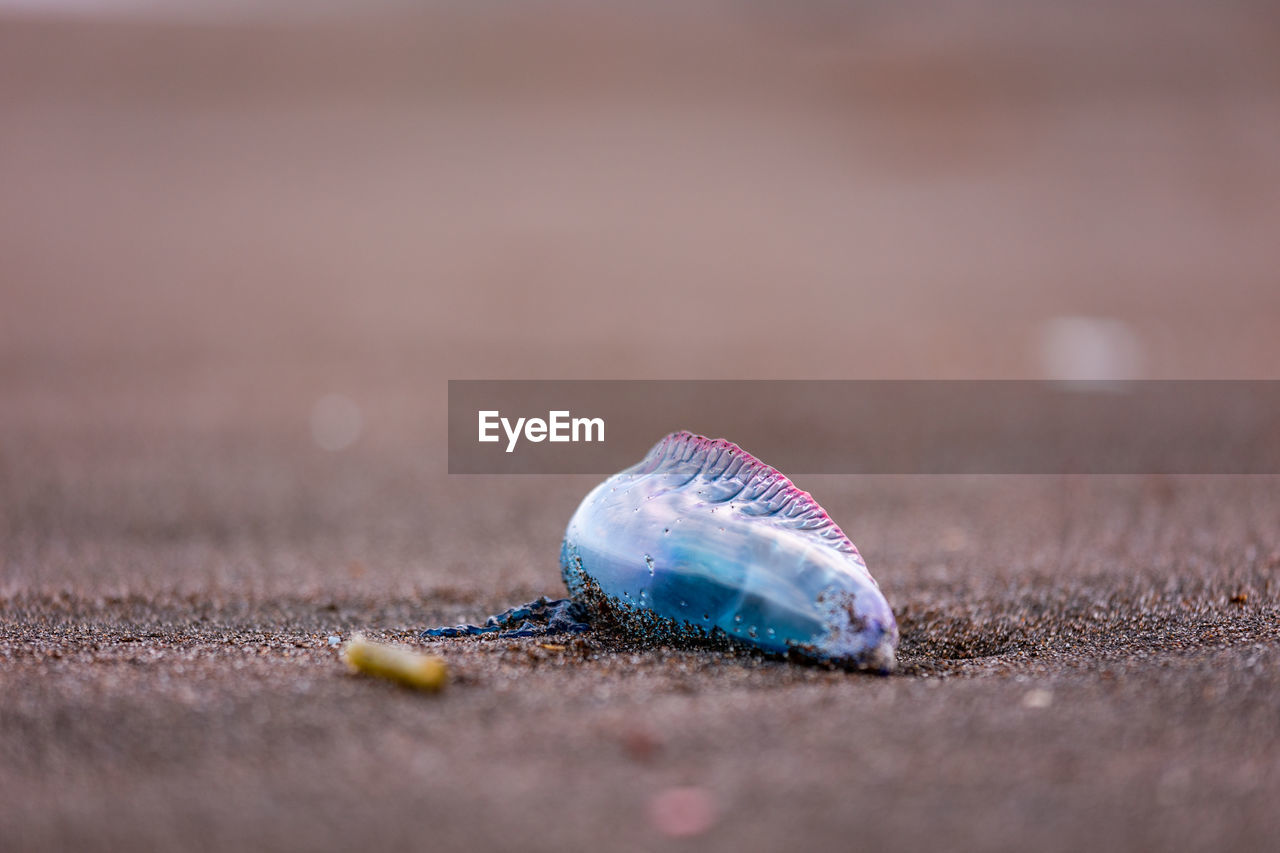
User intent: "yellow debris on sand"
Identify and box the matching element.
[341,635,448,692]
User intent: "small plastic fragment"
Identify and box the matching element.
[341,635,448,692]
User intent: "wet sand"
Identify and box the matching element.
[3,4,1280,851]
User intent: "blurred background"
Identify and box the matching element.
[5,0,1279,585]
[6,1,1279,383]
[3,2,1280,850]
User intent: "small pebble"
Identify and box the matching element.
[1022,688,1053,709]
[327,635,342,647]
[621,726,662,762]
[648,786,717,838]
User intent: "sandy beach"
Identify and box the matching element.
[3,4,1279,850]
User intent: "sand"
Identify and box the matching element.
[3,4,1279,851]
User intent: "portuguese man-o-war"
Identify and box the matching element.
[424,431,899,673]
